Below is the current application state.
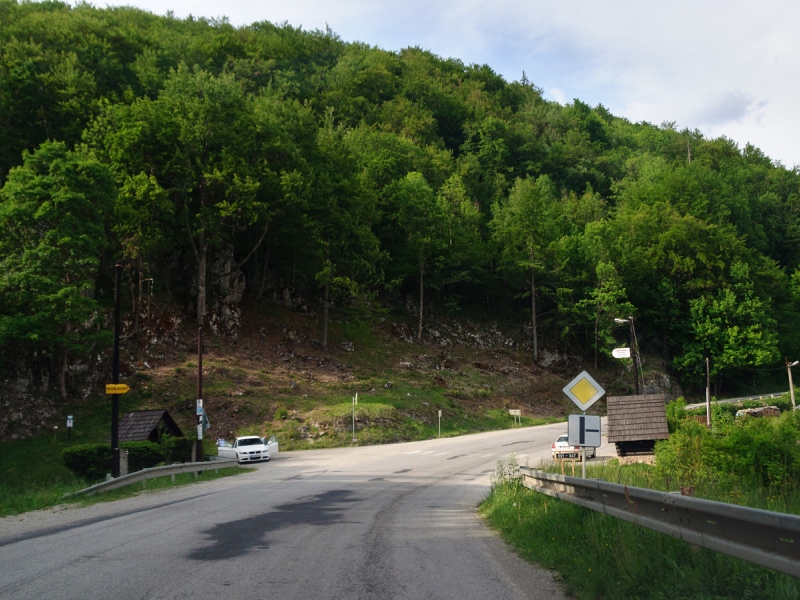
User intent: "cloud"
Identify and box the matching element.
[691,91,768,127]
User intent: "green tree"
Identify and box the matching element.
[675,261,780,384]
[394,172,445,342]
[0,141,115,398]
[577,261,635,369]
[491,175,560,358]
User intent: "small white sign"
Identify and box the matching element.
[612,347,631,359]
[568,414,601,447]
[66,418,73,428]
[197,424,203,440]
[196,399,203,415]
[508,409,521,416]
[438,410,442,417]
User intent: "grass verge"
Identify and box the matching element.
[479,458,800,599]
[68,466,251,508]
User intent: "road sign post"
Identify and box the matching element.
[564,373,605,479]
[66,415,73,441]
[352,393,358,442]
[110,262,122,478]
[438,409,442,437]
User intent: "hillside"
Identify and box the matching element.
[0,1,798,440]
[97,301,625,449]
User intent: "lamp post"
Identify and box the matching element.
[787,358,798,411]
[614,316,639,395]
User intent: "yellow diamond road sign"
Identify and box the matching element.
[563,371,604,411]
[105,383,130,395]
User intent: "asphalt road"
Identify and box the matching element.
[0,421,616,599]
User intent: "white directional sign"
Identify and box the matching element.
[568,414,601,447]
[196,399,203,415]
[612,347,631,359]
[563,370,605,411]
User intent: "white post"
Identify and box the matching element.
[787,359,796,411]
[438,410,442,437]
[581,446,586,479]
[352,394,356,442]
[705,357,711,429]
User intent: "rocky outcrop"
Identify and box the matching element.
[207,244,246,338]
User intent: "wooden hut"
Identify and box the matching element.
[607,394,669,456]
[117,409,184,443]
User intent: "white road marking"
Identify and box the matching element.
[404,450,422,455]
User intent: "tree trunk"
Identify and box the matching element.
[417,258,424,343]
[322,279,329,348]
[594,310,599,370]
[531,264,538,360]
[58,345,67,401]
[257,237,271,300]
[197,232,207,326]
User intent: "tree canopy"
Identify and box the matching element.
[1,0,798,395]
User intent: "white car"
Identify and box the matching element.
[552,434,596,460]
[218,436,278,463]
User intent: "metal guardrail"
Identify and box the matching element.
[684,392,784,411]
[519,467,800,577]
[69,459,240,497]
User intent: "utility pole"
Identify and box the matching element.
[705,357,712,429]
[111,262,122,478]
[196,327,204,462]
[787,358,798,411]
[629,316,640,395]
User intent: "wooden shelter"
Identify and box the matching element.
[117,409,184,443]
[607,394,669,456]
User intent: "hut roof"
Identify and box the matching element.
[607,394,669,443]
[118,409,183,443]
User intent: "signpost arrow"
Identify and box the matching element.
[105,383,130,395]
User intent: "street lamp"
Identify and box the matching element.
[614,317,639,395]
[787,359,798,411]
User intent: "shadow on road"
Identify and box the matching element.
[187,489,358,561]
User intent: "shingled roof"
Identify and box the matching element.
[607,394,669,443]
[117,410,184,443]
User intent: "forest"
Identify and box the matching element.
[1,0,799,400]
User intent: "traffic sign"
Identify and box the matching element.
[66,415,73,428]
[568,414,601,447]
[196,399,203,415]
[105,383,130,395]
[612,347,631,359]
[563,371,605,411]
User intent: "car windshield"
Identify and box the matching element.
[238,438,262,446]
[557,436,568,443]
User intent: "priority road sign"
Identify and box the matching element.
[568,414,601,447]
[563,371,605,411]
[105,383,130,395]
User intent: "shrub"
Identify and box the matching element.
[160,435,194,463]
[62,444,113,481]
[120,441,163,472]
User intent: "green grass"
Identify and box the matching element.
[480,461,800,599]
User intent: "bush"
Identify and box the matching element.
[62,443,113,481]
[160,436,194,463]
[62,441,165,480]
[120,441,163,472]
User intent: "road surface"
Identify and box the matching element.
[0,421,616,599]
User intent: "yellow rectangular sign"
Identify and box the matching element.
[105,383,130,394]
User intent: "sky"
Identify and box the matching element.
[97,0,799,168]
